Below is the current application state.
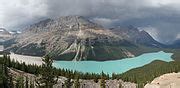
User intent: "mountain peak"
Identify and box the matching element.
[0,28,7,31]
[55,15,85,20]
[8,16,123,61]
[110,26,164,47]
[0,28,10,34]
[26,16,102,33]
[6,16,165,61]
[54,16,102,29]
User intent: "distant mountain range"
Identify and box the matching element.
[110,26,165,47]
[169,39,180,48]
[4,16,168,61]
[0,28,22,44]
[0,28,12,39]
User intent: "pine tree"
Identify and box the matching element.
[9,75,14,88]
[16,76,24,88]
[21,62,26,72]
[2,54,9,88]
[119,82,122,88]
[25,77,29,88]
[65,78,72,88]
[99,71,106,88]
[30,80,34,88]
[37,55,58,88]
[74,78,80,88]
[100,78,106,88]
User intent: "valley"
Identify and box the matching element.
[0,16,180,88]
[3,16,164,61]
[1,0,180,87]
[1,50,180,88]
[4,50,173,75]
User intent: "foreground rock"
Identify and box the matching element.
[54,78,136,88]
[145,72,180,88]
[9,68,136,88]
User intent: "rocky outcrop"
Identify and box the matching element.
[9,68,136,88]
[145,72,180,88]
[54,78,137,88]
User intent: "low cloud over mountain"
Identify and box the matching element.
[1,0,180,43]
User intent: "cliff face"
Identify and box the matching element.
[5,16,163,61]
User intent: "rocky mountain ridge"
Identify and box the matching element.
[169,39,180,48]
[110,26,164,47]
[5,16,163,61]
[0,28,12,39]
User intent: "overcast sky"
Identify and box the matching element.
[1,0,180,44]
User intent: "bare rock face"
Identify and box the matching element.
[145,72,180,88]
[54,78,137,88]
[5,16,162,61]
[9,68,137,88]
[6,16,125,61]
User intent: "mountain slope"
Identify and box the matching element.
[0,28,12,40]
[169,39,180,48]
[5,16,161,61]
[0,28,12,45]
[110,26,164,48]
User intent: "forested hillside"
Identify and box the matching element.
[113,60,180,87]
[1,54,180,88]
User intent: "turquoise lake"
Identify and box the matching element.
[53,51,173,75]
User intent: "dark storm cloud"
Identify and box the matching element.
[1,0,180,43]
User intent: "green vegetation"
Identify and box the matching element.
[119,82,122,88]
[112,60,180,87]
[0,54,110,88]
[10,43,46,57]
[100,72,107,88]
[74,78,80,88]
[100,78,106,88]
[1,52,180,88]
[36,55,58,88]
[55,44,161,61]
[15,76,24,88]
[64,78,72,88]
[0,55,12,88]
[86,45,160,61]
[163,49,180,61]
[0,59,4,87]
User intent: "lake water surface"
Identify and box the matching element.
[53,51,173,75]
